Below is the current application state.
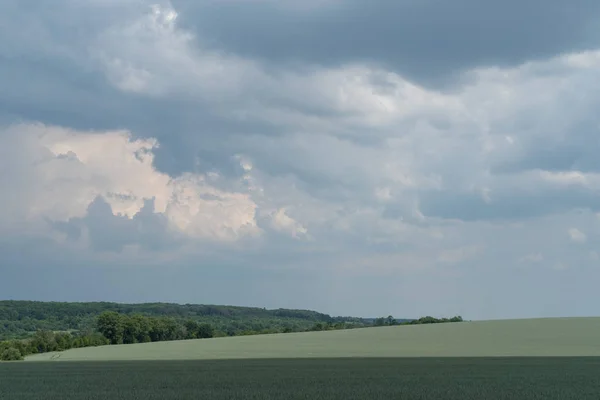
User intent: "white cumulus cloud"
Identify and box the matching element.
[0,123,260,243]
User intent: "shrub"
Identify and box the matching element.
[1,347,24,361]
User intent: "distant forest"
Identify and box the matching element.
[0,301,369,340]
[0,301,462,361]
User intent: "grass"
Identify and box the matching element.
[7,318,600,399]
[25,317,600,361]
[2,358,600,399]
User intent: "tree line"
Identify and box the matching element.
[0,311,360,360]
[96,312,216,344]
[95,311,369,344]
[0,301,465,361]
[1,313,464,361]
[0,301,361,340]
[1,330,108,361]
[373,315,463,326]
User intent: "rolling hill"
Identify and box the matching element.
[25,317,600,361]
[0,300,369,340]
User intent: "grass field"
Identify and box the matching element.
[24,317,600,361]
[3,358,600,399]
[5,318,600,399]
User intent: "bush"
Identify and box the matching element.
[1,347,24,361]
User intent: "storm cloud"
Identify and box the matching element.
[1,0,600,319]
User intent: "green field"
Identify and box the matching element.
[5,318,600,399]
[3,358,600,399]
[24,317,600,361]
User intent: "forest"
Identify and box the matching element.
[0,301,462,361]
[0,300,368,339]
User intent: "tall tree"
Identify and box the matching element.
[96,311,124,344]
[197,323,215,339]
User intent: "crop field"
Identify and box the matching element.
[3,318,600,399]
[25,317,600,361]
[2,358,600,399]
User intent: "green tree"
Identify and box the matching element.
[1,347,23,361]
[197,323,214,339]
[54,332,73,351]
[134,315,152,343]
[122,314,151,344]
[122,315,138,344]
[184,319,199,339]
[161,317,182,341]
[30,330,57,353]
[311,322,325,331]
[96,311,124,344]
[149,317,167,342]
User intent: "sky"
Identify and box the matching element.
[1,0,600,320]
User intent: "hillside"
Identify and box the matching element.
[25,317,600,361]
[0,300,368,340]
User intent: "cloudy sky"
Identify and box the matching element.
[1,0,600,320]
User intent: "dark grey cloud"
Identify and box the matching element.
[172,0,600,88]
[0,53,281,177]
[2,0,600,320]
[0,0,289,176]
[49,197,178,252]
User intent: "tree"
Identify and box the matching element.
[1,347,23,361]
[197,323,214,339]
[161,317,183,341]
[374,317,386,326]
[54,332,73,351]
[386,315,396,326]
[134,315,152,343]
[96,311,124,344]
[122,315,139,344]
[121,314,151,344]
[311,322,325,331]
[184,319,200,339]
[30,330,57,353]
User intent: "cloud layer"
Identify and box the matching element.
[1,0,600,319]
